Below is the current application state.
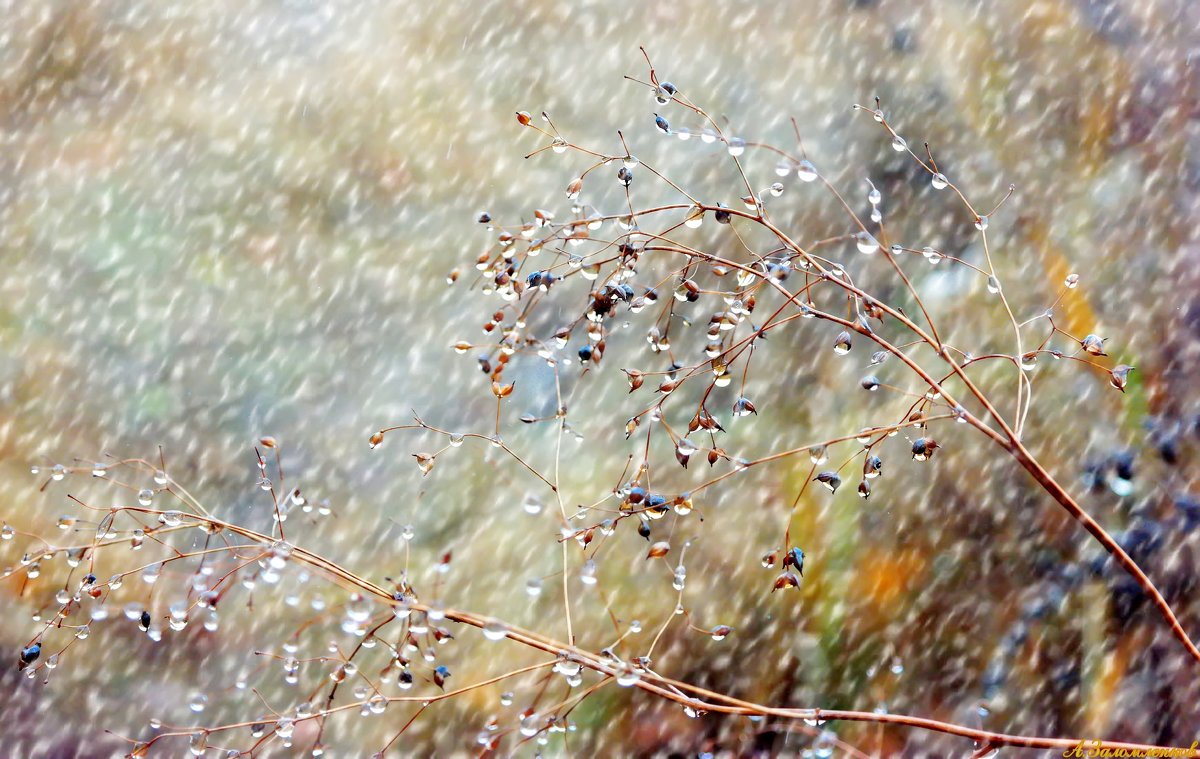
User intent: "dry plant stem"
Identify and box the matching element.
[136,661,558,752]
[654,203,1200,666]
[161,512,1177,754]
[1011,440,1200,664]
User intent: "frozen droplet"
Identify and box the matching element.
[142,563,161,584]
[975,215,989,231]
[188,732,208,756]
[796,160,818,182]
[855,232,879,255]
[616,664,641,687]
[986,276,1001,294]
[579,560,598,585]
[891,135,907,152]
[523,495,543,515]
[931,172,948,190]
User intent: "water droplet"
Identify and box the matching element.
[616,665,641,687]
[726,137,746,157]
[931,172,948,190]
[579,560,598,585]
[188,732,208,756]
[796,160,818,182]
[855,232,879,255]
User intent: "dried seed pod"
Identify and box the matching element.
[772,571,801,592]
[911,438,940,461]
[833,331,852,355]
[814,471,841,493]
[1109,365,1135,393]
[783,547,805,576]
[413,453,435,476]
[646,541,671,559]
[1081,334,1108,356]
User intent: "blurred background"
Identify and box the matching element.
[1,0,1199,755]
